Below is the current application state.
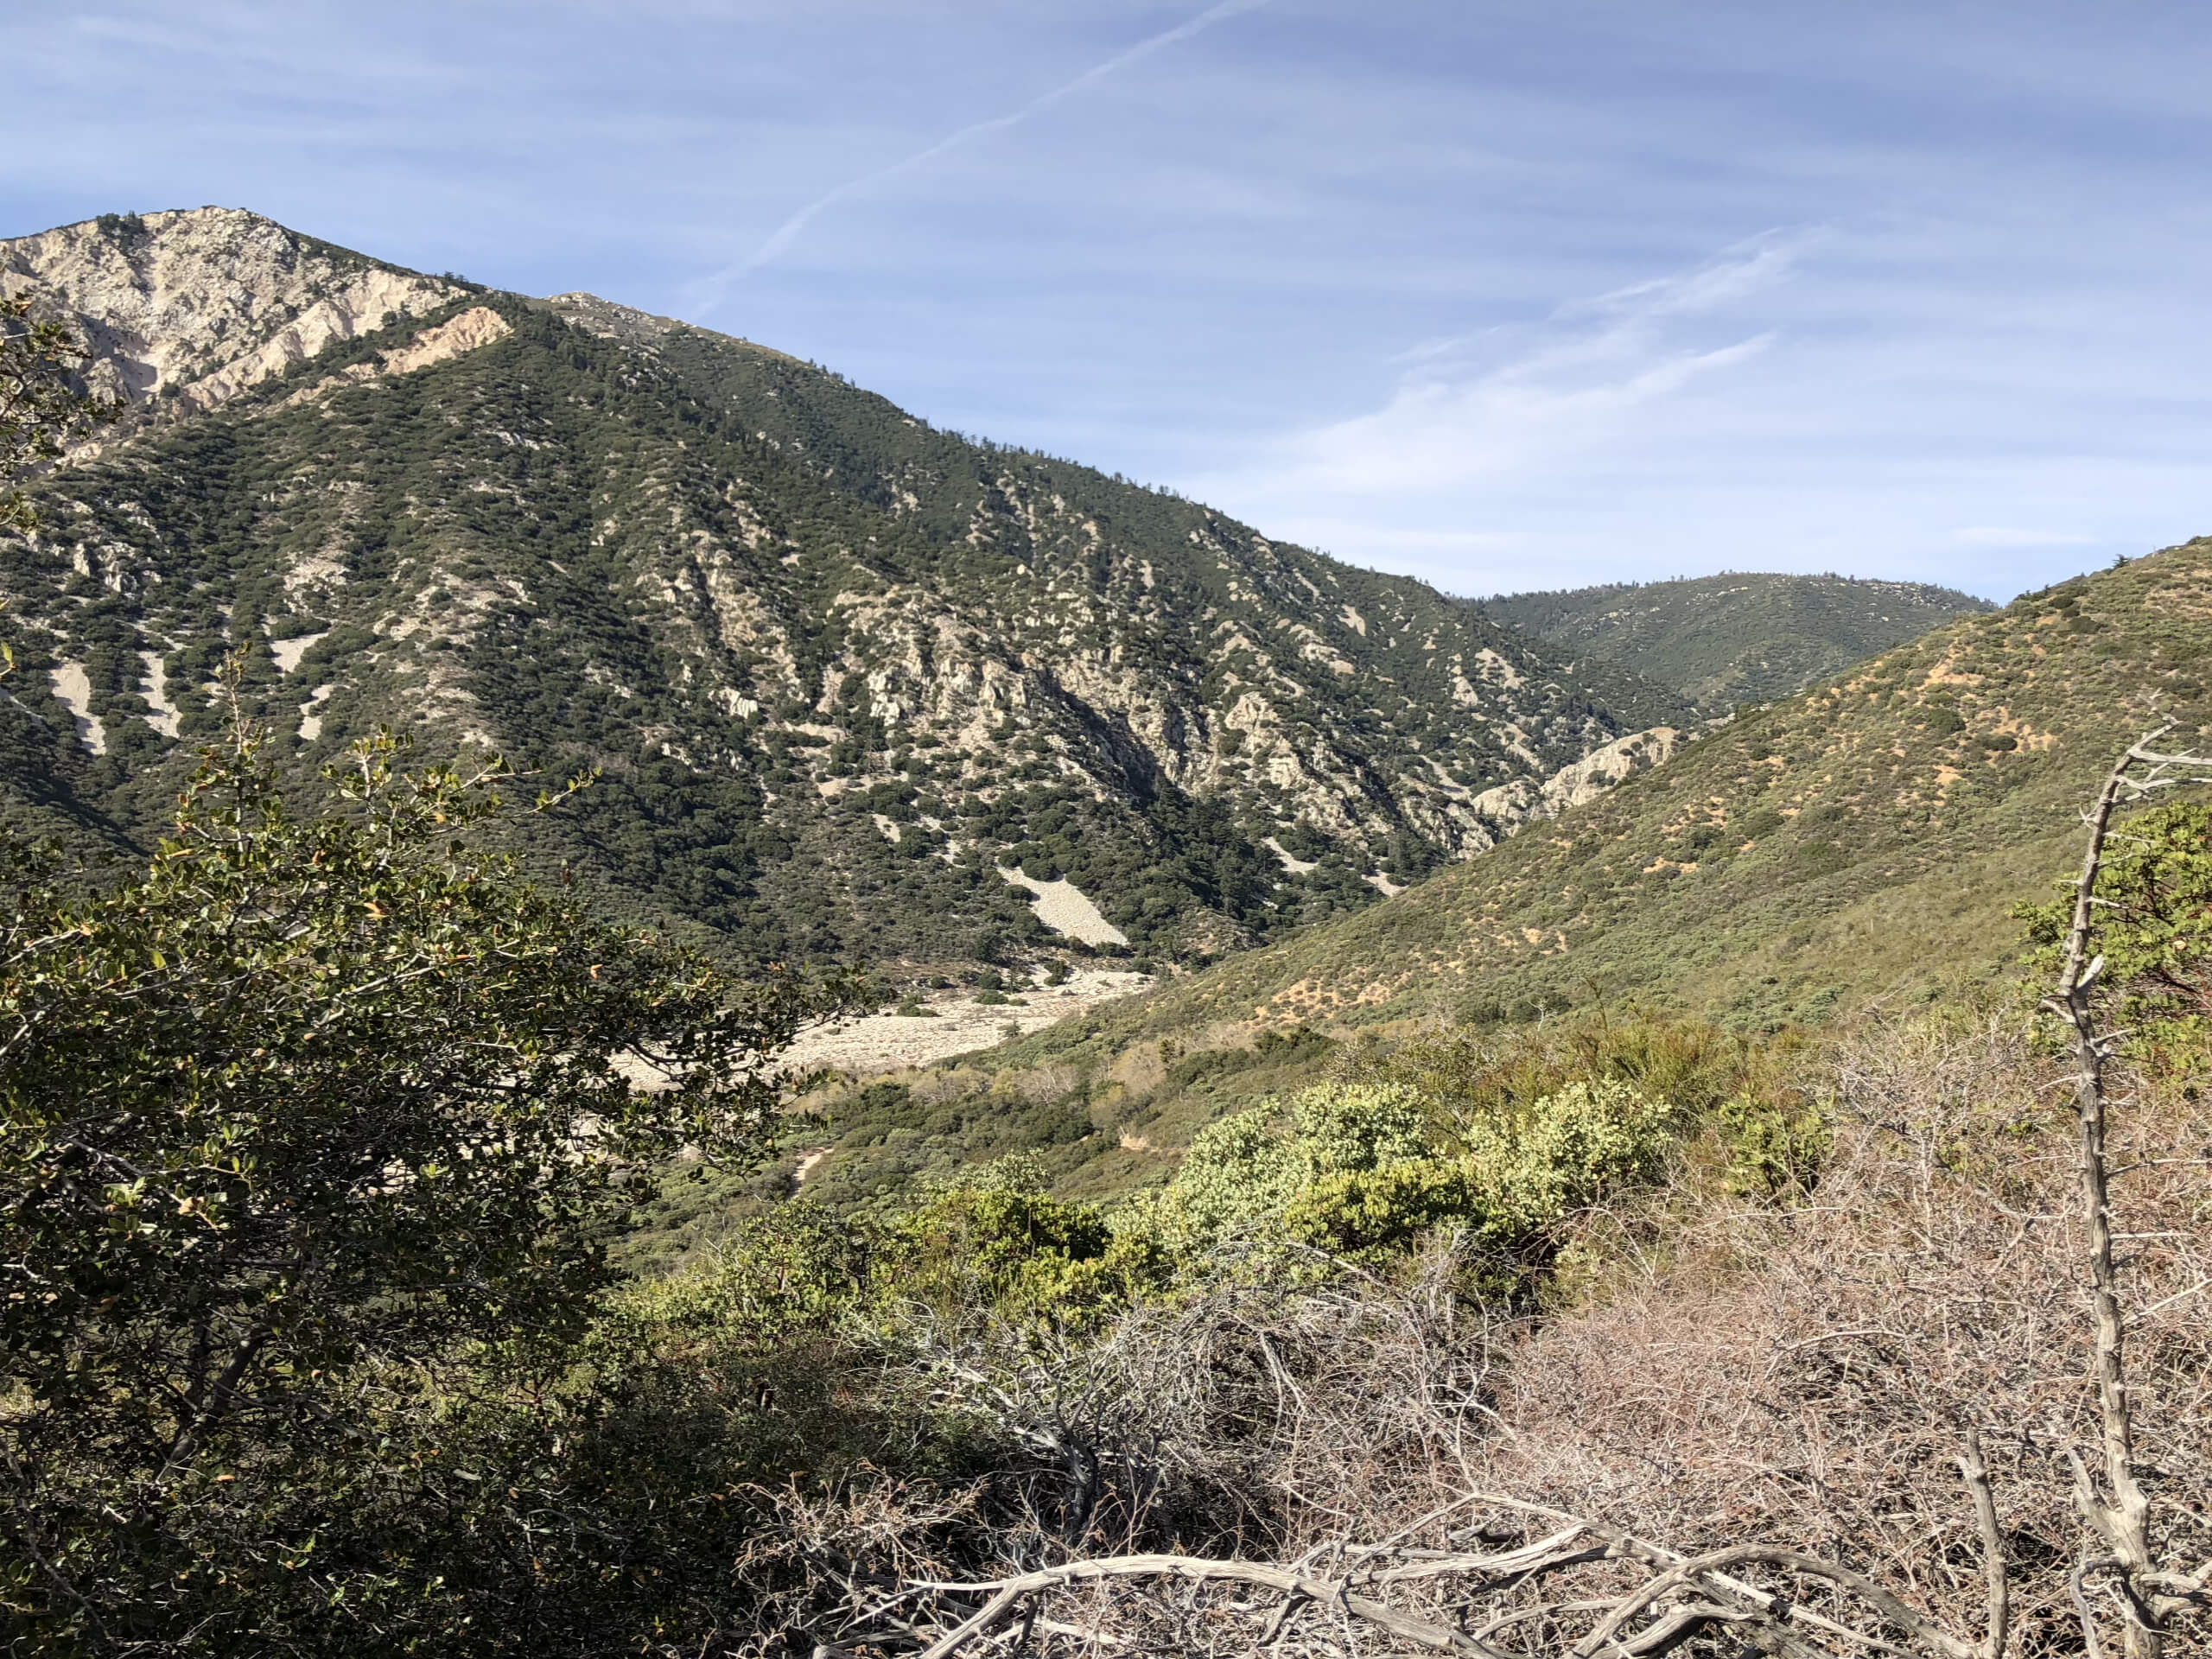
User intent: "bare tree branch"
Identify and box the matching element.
[909,1554,1510,1656]
[1957,1427,2010,1659]
[2040,726,2212,1659]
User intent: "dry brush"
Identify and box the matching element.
[722,736,2210,1659]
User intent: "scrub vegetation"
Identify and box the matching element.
[1,214,1700,980]
[4,717,2206,1656]
[1026,542,2212,1081]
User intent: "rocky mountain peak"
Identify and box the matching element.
[0,207,461,423]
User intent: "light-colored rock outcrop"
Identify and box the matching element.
[378,305,509,374]
[998,868,1130,946]
[272,305,513,409]
[1469,726,1681,836]
[48,662,105,753]
[0,207,461,424]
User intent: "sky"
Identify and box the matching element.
[6,1,2212,601]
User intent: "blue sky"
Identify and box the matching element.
[7,1,2212,601]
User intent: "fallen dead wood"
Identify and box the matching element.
[908,1551,1506,1656]
[893,1506,2001,1659]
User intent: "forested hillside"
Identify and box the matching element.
[1483,570,1993,709]
[0,207,1691,974]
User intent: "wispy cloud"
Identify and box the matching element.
[1249,229,1815,499]
[13,2,2208,605]
[687,0,1272,315]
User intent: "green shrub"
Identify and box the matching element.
[1162,1027,1331,1090]
[623,1202,872,1344]
[1375,1014,1790,1128]
[1715,1088,1832,1197]
[1456,1077,1675,1236]
[1162,1081,1430,1248]
[1153,1074,1674,1267]
[1796,840,1847,875]
[882,1159,1166,1327]
[1291,1077,1432,1173]
[1278,1157,1475,1256]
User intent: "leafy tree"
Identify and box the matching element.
[0,722,864,1649]
[0,293,116,534]
[2022,798,2212,1069]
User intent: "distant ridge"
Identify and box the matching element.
[1481,571,1995,711]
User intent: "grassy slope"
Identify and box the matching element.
[1018,543,2212,1087]
[1483,572,1995,709]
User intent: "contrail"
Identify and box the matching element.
[692,0,1273,311]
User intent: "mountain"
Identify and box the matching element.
[1481,572,1996,711]
[0,207,1692,971]
[1017,543,2211,1115]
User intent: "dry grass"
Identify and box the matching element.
[1470,1014,2210,1653]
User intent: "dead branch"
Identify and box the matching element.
[1567,1542,1976,1659]
[2040,727,2212,1659]
[1428,1491,1905,1659]
[1956,1428,2008,1659]
[907,1552,1509,1656]
[893,1516,2009,1659]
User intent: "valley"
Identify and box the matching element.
[934,542,2212,1188]
[6,203,2208,1659]
[10,207,2200,1189]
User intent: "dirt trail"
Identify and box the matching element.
[780,966,1152,1075]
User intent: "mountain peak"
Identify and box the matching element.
[3,210,1706,973]
[0,207,461,420]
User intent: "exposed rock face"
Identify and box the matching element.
[270,305,513,409]
[0,208,1697,969]
[0,207,461,425]
[1468,726,1681,831]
